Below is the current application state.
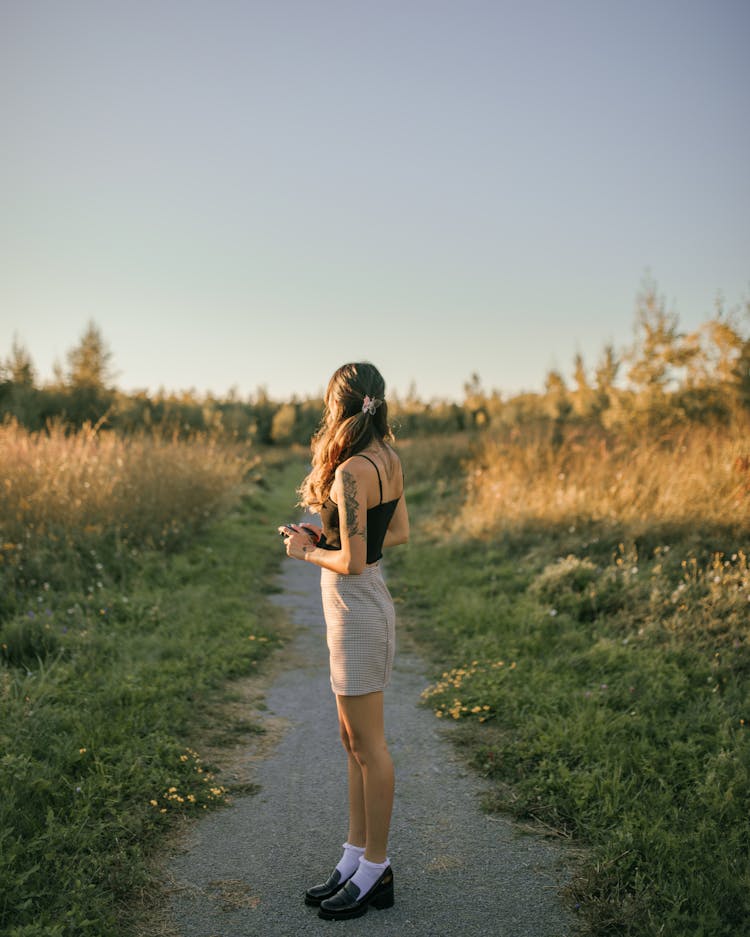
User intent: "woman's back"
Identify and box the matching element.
[320,444,404,564]
[346,444,403,507]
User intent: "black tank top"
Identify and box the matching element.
[319,453,402,564]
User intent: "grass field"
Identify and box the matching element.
[0,422,307,936]
[3,418,748,936]
[390,428,750,937]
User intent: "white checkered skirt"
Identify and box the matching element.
[320,562,396,696]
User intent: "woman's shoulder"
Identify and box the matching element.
[336,445,400,478]
[334,454,371,477]
[378,442,403,474]
[356,444,402,467]
[362,446,404,487]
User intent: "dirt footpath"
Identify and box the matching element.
[164,553,578,936]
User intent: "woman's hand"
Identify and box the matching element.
[298,522,322,542]
[278,524,315,561]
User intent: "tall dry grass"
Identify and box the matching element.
[0,435,297,937]
[392,429,750,936]
[460,423,750,537]
[0,419,253,569]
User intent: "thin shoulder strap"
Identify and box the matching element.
[356,453,383,503]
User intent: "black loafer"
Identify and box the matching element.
[318,866,394,920]
[304,868,349,906]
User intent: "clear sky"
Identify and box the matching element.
[1,0,748,402]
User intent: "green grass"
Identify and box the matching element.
[5,424,747,936]
[389,436,750,937]
[0,457,306,937]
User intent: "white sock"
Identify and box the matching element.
[334,842,365,881]
[349,856,390,896]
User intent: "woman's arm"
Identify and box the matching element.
[283,462,369,575]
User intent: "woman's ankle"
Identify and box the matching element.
[363,850,387,863]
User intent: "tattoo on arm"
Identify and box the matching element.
[341,471,367,541]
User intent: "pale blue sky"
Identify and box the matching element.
[1,0,748,401]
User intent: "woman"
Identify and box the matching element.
[279,362,409,921]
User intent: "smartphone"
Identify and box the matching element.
[299,524,321,543]
[278,524,319,542]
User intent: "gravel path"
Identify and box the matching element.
[166,551,578,937]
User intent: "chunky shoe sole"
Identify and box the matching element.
[317,872,394,920]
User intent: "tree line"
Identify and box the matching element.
[2,278,749,444]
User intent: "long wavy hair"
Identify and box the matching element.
[298,362,393,510]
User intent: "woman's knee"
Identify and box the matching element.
[339,723,354,754]
[337,694,388,765]
[348,733,389,768]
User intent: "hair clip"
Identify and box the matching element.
[362,395,382,415]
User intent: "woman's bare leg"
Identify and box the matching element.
[336,691,394,863]
[336,696,367,846]
[345,751,367,847]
